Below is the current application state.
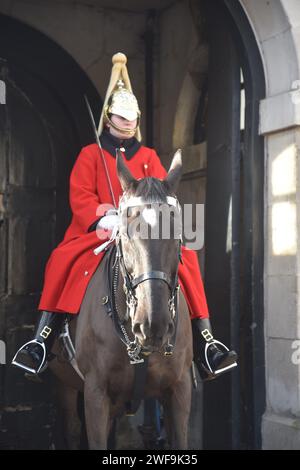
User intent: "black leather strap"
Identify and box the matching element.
[125,355,149,416]
[101,244,149,416]
[131,271,172,289]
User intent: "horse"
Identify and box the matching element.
[50,149,193,450]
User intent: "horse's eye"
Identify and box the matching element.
[127,207,134,218]
[126,207,143,222]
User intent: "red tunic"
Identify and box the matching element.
[38,143,209,319]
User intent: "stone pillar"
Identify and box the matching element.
[260,91,300,449]
[240,0,300,450]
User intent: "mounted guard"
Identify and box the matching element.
[12,52,237,382]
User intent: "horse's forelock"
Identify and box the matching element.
[130,177,169,203]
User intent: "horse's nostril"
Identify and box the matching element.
[133,322,145,339]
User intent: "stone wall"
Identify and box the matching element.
[241,0,300,450]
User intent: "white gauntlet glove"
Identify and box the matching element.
[94,209,120,255]
[97,208,120,231]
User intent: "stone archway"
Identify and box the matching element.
[184,0,300,450]
[0,0,299,450]
[173,0,300,449]
[172,0,265,449]
[172,0,300,450]
[240,0,300,450]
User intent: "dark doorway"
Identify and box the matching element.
[199,0,265,449]
[0,14,100,449]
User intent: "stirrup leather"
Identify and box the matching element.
[204,339,237,375]
[12,339,47,375]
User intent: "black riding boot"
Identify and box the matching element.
[192,318,237,381]
[12,310,66,374]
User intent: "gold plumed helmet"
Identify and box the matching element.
[98,52,141,141]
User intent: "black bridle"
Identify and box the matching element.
[114,195,183,361]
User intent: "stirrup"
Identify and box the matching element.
[199,340,237,381]
[12,339,47,375]
[205,340,237,373]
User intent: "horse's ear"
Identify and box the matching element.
[116,149,137,191]
[164,149,182,193]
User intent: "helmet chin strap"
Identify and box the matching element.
[105,114,139,137]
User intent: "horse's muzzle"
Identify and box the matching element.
[132,320,175,352]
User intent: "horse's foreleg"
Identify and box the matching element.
[56,383,82,450]
[161,372,192,450]
[84,379,111,450]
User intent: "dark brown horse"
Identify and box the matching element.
[50,150,193,450]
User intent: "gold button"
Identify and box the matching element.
[84,271,89,276]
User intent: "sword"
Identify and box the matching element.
[84,95,117,208]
